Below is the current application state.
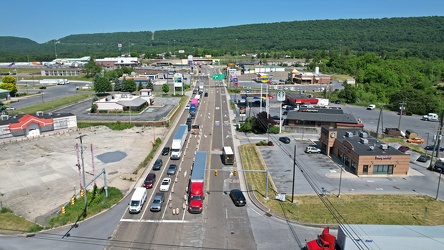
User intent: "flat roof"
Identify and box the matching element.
[287,111,359,124]
[326,126,405,156]
[341,224,444,250]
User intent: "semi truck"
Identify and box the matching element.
[40,79,62,85]
[199,81,204,94]
[170,124,188,160]
[189,98,199,116]
[188,151,206,213]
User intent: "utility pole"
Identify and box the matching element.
[292,146,296,203]
[397,101,406,130]
[376,105,383,139]
[76,135,88,213]
[436,111,444,158]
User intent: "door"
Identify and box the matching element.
[363,165,369,175]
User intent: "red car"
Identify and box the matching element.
[143,173,156,189]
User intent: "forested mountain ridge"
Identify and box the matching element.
[1,16,443,61]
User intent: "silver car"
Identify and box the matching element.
[150,193,165,212]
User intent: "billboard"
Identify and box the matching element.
[173,73,183,87]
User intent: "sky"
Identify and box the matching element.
[2,0,443,44]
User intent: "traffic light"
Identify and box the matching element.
[214,170,218,176]
[233,169,237,176]
[61,206,65,214]
[80,188,84,198]
[71,197,75,205]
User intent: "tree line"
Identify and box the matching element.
[1,16,444,61]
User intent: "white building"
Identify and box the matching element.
[94,93,148,111]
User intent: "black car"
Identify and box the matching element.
[161,147,170,155]
[39,86,47,89]
[424,145,444,151]
[204,92,208,97]
[152,158,163,170]
[417,155,431,163]
[229,189,246,206]
[192,89,197,94]
[279,137,291,144]
[334,100,341,104]
[167,164,177,175]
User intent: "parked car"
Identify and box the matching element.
[398,146,410,153]
[150,193,165,212]
[161,147,170,155]
[424,145,444,151]
[285,106,295,110]
[279,137,291,144]
[425,145,436,151]
[367,104,376,110]
[407,138,425,144]
[185,104,190,110]
[159,177,171,191]
[229,189,246,206]
[417,155,431,163]
[143,173,156,189]
[204,92,208,97]
[152,158,163,170]
[167,164,177,175]
[192,89,197,94]
[334,100,341,104]
[305,146,321,154]
[39,86,47,89]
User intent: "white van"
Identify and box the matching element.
[128,187,147,213]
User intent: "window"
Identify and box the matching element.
[373,165,394,174]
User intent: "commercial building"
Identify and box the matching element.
[94,93,148,112]
[285,107,364,130]
[288,68,332,85]
[95,56,139,68]
[0,112,77,138]
[319,126,410,176]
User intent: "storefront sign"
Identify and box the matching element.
[375,155,392,160]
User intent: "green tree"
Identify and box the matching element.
[1,76,17,85]
[137,82,143,91]
[113,78,122,91]
[162,84,170,94]
[94,77,112,93]
[147,80,154,90]
[123,79,137,93]
[83,58,102,78]
[0,82,17,96]
[338,84,358,103]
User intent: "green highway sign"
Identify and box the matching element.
[212,74,224,80]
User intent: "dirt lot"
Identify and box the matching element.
[0,126,167,225]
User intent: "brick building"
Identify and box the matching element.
[319,126,410,176]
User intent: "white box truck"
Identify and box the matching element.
[170,124,188,160]
[128,187,147,213]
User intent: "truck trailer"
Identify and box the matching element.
[188,151,207,213]
[170,124,188,160]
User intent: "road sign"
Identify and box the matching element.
[277,91,285,101]
[212,74,224,80]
